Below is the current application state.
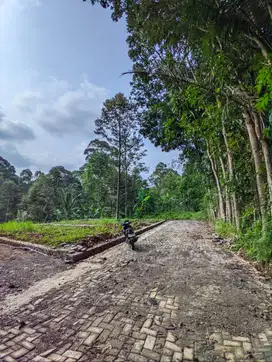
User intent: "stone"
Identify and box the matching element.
[132,340,145,353]
[98,329,111,343]
[183,347,194,360]
[160,356,171,362]
[83,333,98,346]
[21,340,35,350]
[166,331,177,343]
[143,319,153,329]
[243,342,253,352]
[144,335,156,350]
[164,341,182,352]
[11,348,29,358]
[223,340,241,347]
[225,352,235,362]
[63,350,83,359]
[259,333,268,342]
[173,351,183,362]
[3,356,17,362]
[128,353,148,362]
[141,328,157,337]
[141,348,160,360]
[87,326,103,334]
[233,336,250,342]
[210,332,223,344]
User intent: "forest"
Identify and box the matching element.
[1,0,272,263]
[83,0,272,263]
[0,95,204,224]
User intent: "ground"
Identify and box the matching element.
[0,219,153,248]
[0,244,71,302]
[0,221,271,362]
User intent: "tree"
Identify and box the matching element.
[20,174,56,222]
[82,149,117,217]
[0,180,21,221]
[0,156,18,184]
[87,92,146,218]
[85,0,272,239]
[20,169,33,184]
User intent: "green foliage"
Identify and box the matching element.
[256,65,272,112]
[141,211,205,221]
[0,180,21,222]
[235,221,272,262]
[0,221,36,233]
[85,0,272,262]
[215,221,238,239]
[0,219,153,247]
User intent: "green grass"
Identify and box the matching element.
[0,221,121,247]
[141,211,205,221]
[214,220,272,263]
[55,218,161,225]
[215,220,238,239]
[0,219,154,248]
[56,218,118,225]
[235,221,272,262]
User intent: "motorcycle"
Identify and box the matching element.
[121,220,138,250]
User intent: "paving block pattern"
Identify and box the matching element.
[0,221,271,361]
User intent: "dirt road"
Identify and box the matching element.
[0,221,271,361]
[0,244,70,302]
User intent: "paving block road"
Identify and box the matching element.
[0,221,271,361]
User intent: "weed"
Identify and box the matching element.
[0,219,153,248]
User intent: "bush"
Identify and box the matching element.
[235,221,272,262]
[141,211,205,220]
[215,220,238,238]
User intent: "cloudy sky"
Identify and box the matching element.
[0,0,179,175]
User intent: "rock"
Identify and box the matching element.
[19,321,26,329]
[149,298,158,306]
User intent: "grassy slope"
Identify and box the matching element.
[0,220,151,248]
[0,213,204,248]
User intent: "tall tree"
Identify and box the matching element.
[0,180,21,222]
[87,93,146,218]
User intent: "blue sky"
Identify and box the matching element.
[0,0,179,175]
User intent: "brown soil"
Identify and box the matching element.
[0,244,71,302]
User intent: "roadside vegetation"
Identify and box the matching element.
[0,219,156,248]
[0,1,272,262]
[84,0,272,263]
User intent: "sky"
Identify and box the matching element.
[0,0,179,175]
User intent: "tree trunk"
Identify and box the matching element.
[207,146,225,220]
[116,123,121,220]
[252,112,272,217]
[219,156,232,222]
[124,156,128,218]
[244,112,267,229]
[222,122,241,231]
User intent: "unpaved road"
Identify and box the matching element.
[0,221,271,362]
[0,244,70,302]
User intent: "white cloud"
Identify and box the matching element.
[0,141,32,168]
[14,77,108,136]
[2,75,179,174]
[2,76,108,171]
[0,108,35,142]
